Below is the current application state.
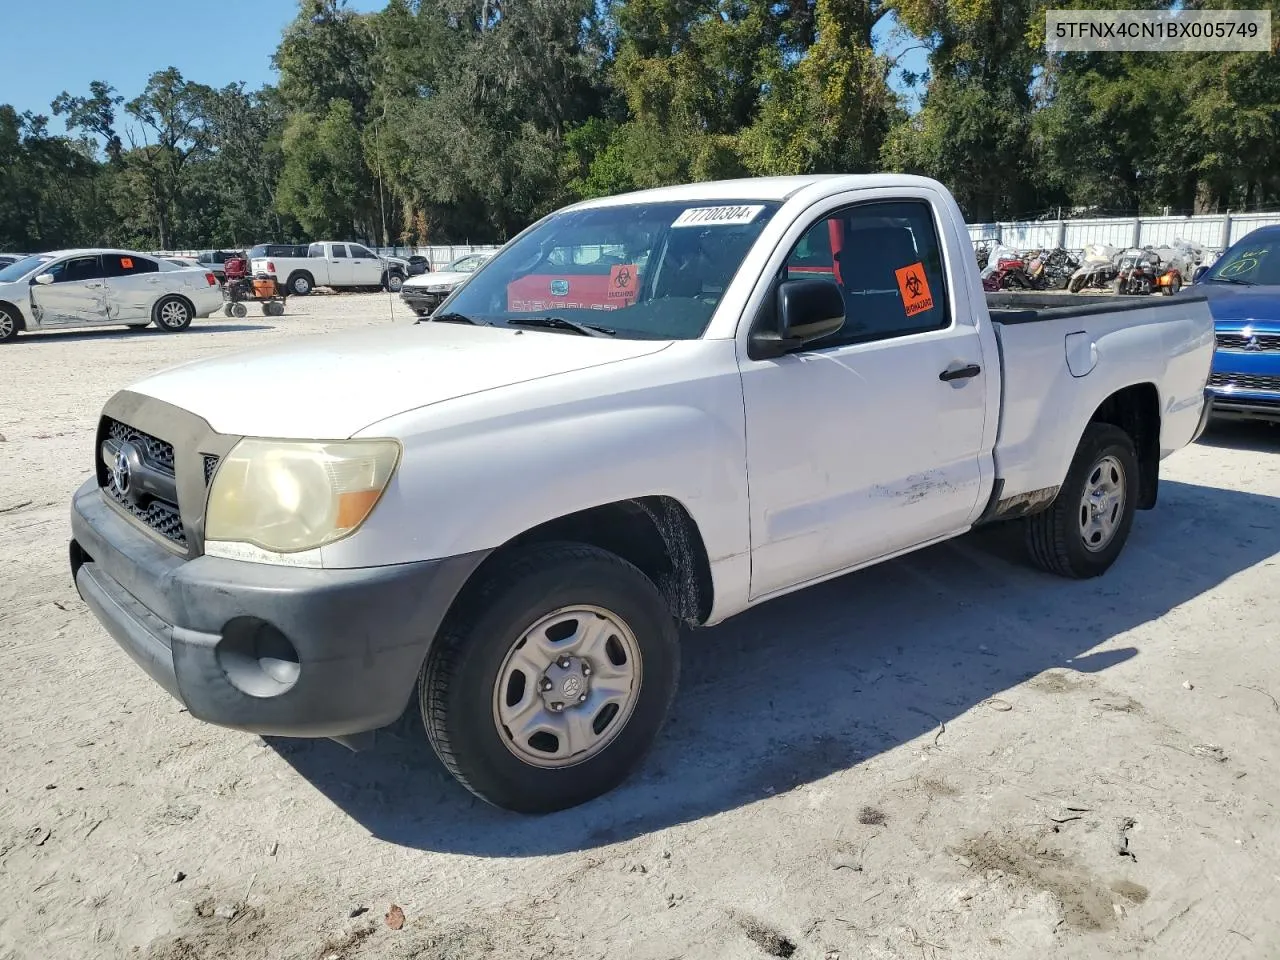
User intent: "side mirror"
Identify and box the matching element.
[1192,265,1208,284]
[749,279,846,360]
[33,273,54,285]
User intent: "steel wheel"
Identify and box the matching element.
[1079,455,1126,552]
[492,605,642,769]
[387,273,404,292]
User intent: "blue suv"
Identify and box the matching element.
[1189,226,1280,423]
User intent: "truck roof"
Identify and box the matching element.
[567,174,946,210]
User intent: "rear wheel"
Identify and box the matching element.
[287,272,313,296]
[1024,423,1138,579]
[420,542,680,813]
[153,296,192,332]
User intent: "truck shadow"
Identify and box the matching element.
[1196,420,1280,452]
[267,478,1280,855]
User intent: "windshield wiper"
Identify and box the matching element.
[424,311,485,325]
[1206,276,1256,286]
[507,316,616,337]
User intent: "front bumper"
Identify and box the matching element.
[70,478,486,740]
[400,288,450,315]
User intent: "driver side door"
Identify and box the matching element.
[30,255,109,327]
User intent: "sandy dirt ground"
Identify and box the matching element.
[2,293,1279,960]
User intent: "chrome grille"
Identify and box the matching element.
[1216,333,1280,352]
[99,417,185,547]
[1209,372,1280,392]
[106,417,175,470]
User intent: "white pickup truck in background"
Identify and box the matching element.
[70,174,1214,815]
[250,241,410,296]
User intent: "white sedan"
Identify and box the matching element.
[0,249,225,343]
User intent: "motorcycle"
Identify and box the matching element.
[1113,247,1179,296]
[1067,244,1121,293]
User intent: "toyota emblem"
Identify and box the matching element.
[111,448,132,494]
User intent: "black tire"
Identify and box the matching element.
[420,542,680,813]
[152,296,192,332]
[0,304,21,343]
[222,303,235,318]
[384,271,405,293]
[1024,423,1139,579]
[268,302,285,317]
[286,272,314,296]
[231,302,248,319]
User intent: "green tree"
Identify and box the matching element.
[276,99,372,237]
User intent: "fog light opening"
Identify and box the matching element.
[217,618,301,697]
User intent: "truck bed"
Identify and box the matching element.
[986,290,1209,324]
[985,289,1214,516]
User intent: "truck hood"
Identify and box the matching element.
[128,323,672,438]
[403,270,470,290]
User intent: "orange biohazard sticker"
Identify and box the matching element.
[607,264,639,300]
[120,257,134,269]
[894,262,934,317]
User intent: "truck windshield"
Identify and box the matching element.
[1205,238,1280,285]
[0,254,53,283]
[441,200,782,340]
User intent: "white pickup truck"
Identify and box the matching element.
[69,175,1214,814]
[249,241,410,296]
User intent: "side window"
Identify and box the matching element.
[331,245,349,259]
[50,256,104,283]
[308,243,324,258]
[349,244,374,258]
[103,255,159,277]
[781,199,951,348]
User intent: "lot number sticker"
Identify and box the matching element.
[895,262,934,317]
[672,205,765,228]
[120,257,134,269]
[608,264,639,300]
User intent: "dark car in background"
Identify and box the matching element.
[0,253,29,269]
[1189,226,1280,423]
[192,249,243,281]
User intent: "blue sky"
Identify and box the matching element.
[3,0,384,130]
[5,0,926,133]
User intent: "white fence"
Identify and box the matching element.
[154,244,504,268]
[373,244,503,266]
[968,211,1280,253]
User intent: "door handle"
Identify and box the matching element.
[85,283,103,289]
[939,363,982,382]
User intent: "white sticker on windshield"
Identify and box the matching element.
[672,205,765,228]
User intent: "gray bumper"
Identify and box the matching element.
[1206,389,1280,423]
[70,478,486,740]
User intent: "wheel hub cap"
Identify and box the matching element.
[492,606,641,769]
[1079,454,1126,553]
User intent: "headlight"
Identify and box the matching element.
[205,439,401,553]
[424,284,454,293]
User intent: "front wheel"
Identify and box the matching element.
[0,306,21,343]
[420,542,680,813]
[153,296,192,332]
[385,272,405,293]
[1024,423,1138,579]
